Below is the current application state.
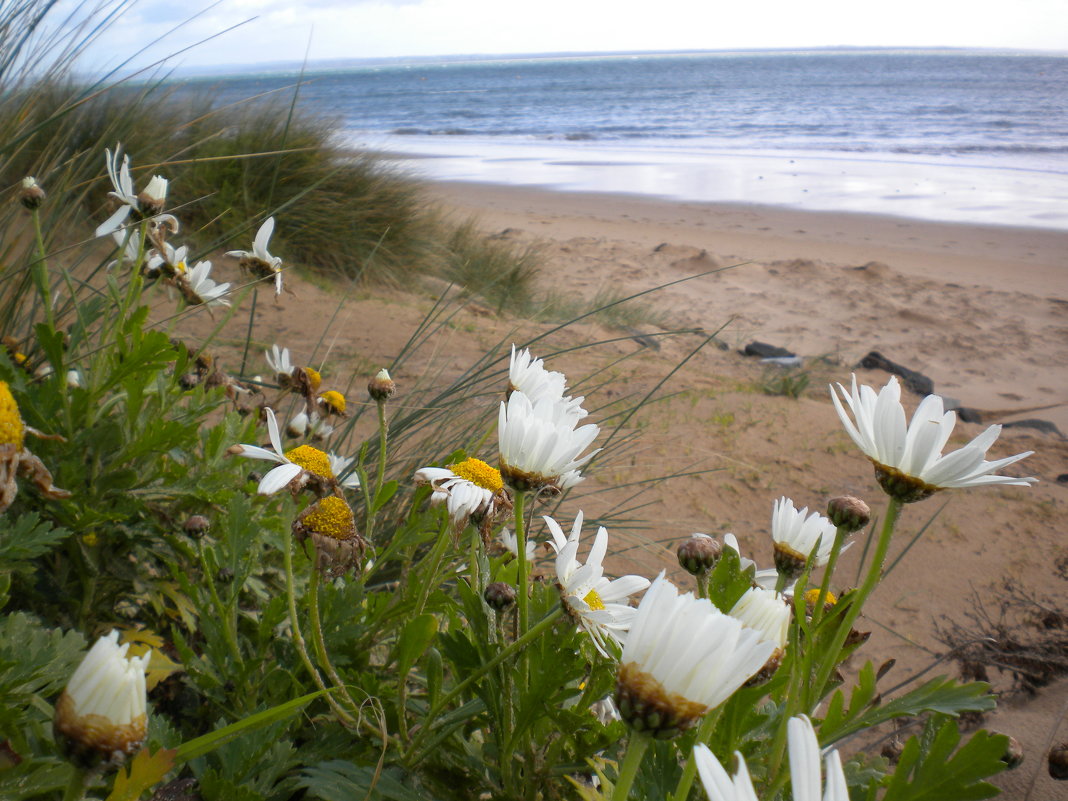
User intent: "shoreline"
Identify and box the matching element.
[370,136,1068,232]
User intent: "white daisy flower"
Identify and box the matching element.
[414,457,505,526]
[328,452,361,490]
[52,630,151,759]
[499,527,536,562]
[226,217,284,296]
[772,497,837,579]
[788,715,851,801]
[694,744,759,801]
[729,586,790,651]
[831,374,1036,502]
[229,407,336,495]
[544,512,651,656]
[265,344,293,381]
[615,574,776,738]
[178,260,231,308]
[95,146,178,237]
[145,241,189,278]
[288,410,335,441]
[508,345,588,421]
[497,390,600,491]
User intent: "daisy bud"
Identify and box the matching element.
[484,582,517,611]
[1048,742,1068,780]
[137,175,168,217]
[881,736,905,765]
[182,515,210,539]
[53,631,150,766]
[826,495,870,532]
[20,177,46,210]
[997,733,1024,769]
[368,368,396,402]
[676,534,721,576]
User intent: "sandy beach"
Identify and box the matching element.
[194,177,1068,795]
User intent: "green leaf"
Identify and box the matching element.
[882,716,1007,801]
[706,547,753,613]
[297,761,425,801]
[821,671,996,745]
[174,690,324,763]
[373,480,399,512]
[0,512,69,567]
[395,613,439,680]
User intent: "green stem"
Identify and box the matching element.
[406,605,563,766]
[670,707,724,801]
[514,491,529,636]
[197,540,242,666]
[307,548,363,717]
[496,612,515,789]
[613,733,651,801]
[365,399,389,543]
[695,572,709,599]
[61,766,89,801]
[810,497,902,704]
[30,209,55,330]
[414,522,451,617]
[810,525,849,628]
[282,523,355,726]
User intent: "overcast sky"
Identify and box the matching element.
[78,0,1068,73]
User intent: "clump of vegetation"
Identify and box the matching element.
[760,366,811,398]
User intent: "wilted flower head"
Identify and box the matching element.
[367,368,396,402]
[414,457,508,530]
[614,574,775,738]
[545,512,651,656]
[0,381,70,512]
[53,631,150,763]
[176,260,231,309]
[226,217,283,296]
[293,495,365,578]
[831,374,1036,502]
[20,176,45,209]
[95,145,178,237]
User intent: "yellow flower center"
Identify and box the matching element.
[319,390,346,413]
[451,457,503,493]
[13,351,27,365]
[302,367,322,392]
[804,588,838,606]
[0,381,25,448]
[175,261,187,274]
[582,588,606,611]
[302,496,355,540]
[284,444,334,478]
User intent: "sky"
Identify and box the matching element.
[70,0,1068,74]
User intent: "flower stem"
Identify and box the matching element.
[514,491,529,635]
[197,539,242,666]
[365,399,389,543]
[613,732,651,801]
[61,766,90,801]
[30,209,55,330]
[809,498,901,705]
[810,524,849,628]
[414,523,451,617]
[669,707,723,801]
[282,522,355,727]
[696,572,709,599]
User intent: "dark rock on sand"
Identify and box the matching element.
[1001,419,1066,439]
[857,351,934,396]
[743,341,795,359]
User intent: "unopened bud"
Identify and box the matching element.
[137,175,168,217]
[881,736,904,765]
[676,534,721,576]
[179,373,201,390]
[1049,742,1068,780]
[826,495,870,532]
[484,582,516,611]
[20,177,45,210]
[182,515,210,539]
[367,368,396,402]
[997,733,1023,770]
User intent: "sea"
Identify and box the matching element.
[186,49,1068,229]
